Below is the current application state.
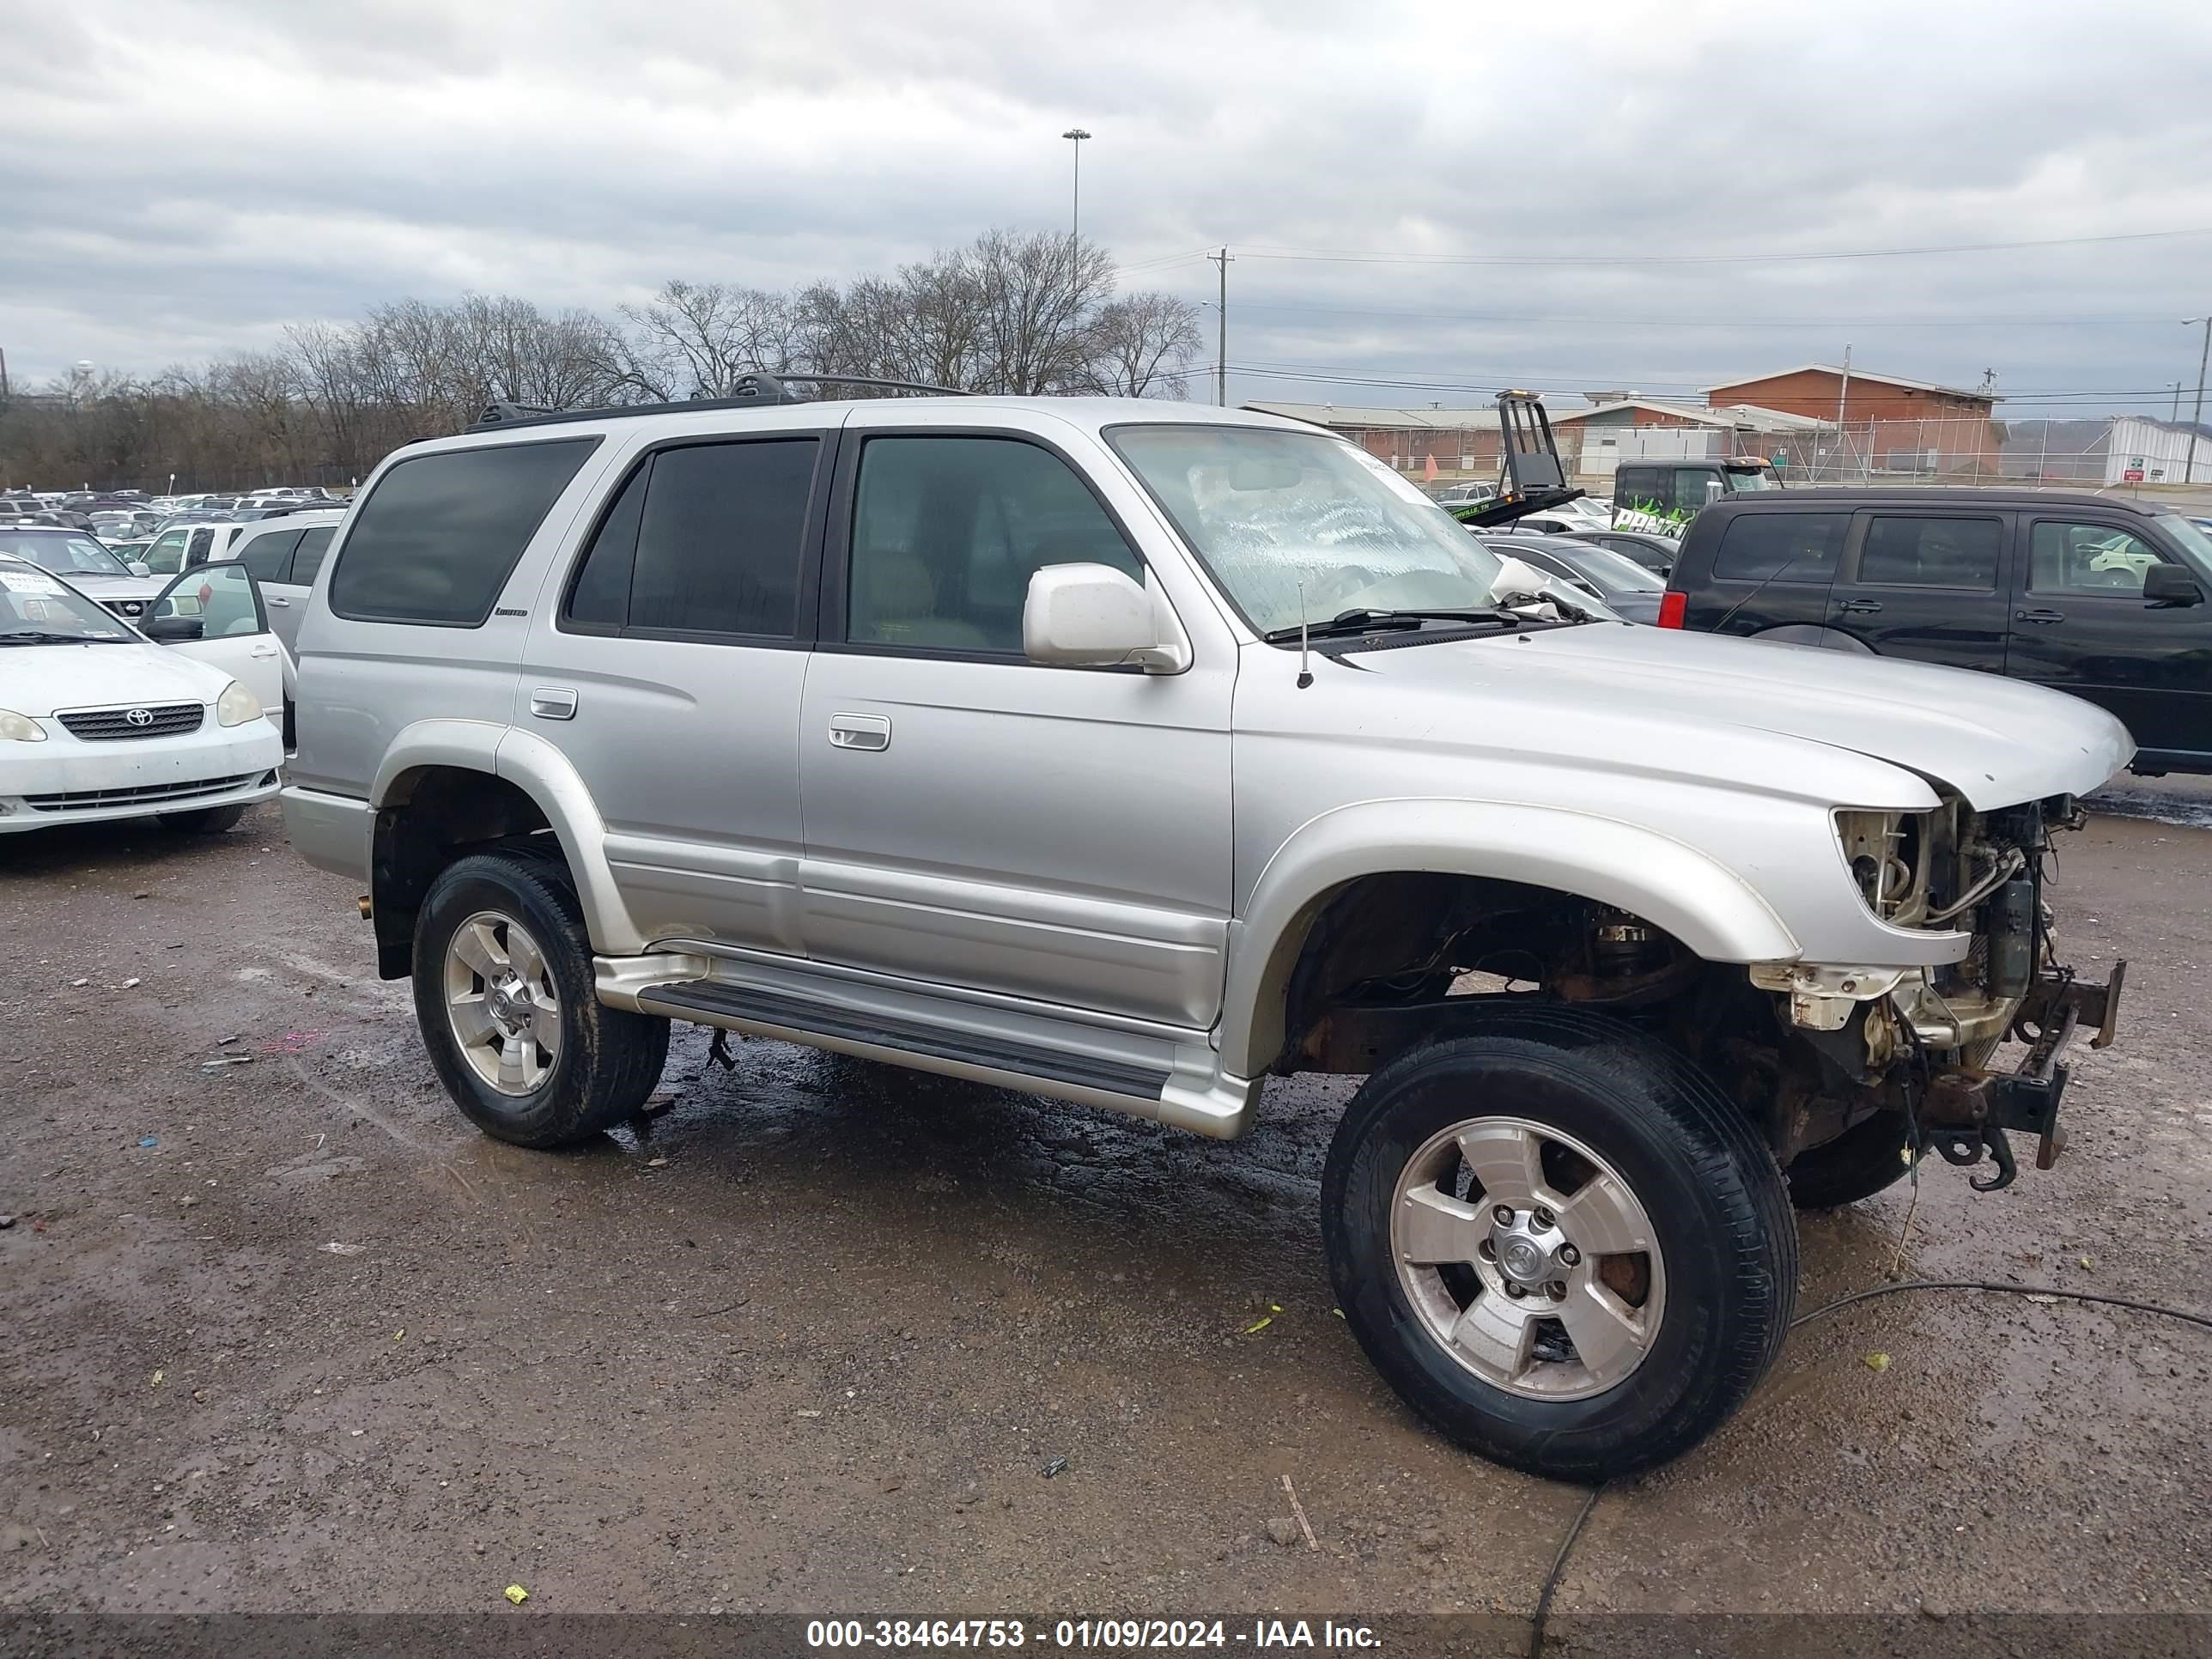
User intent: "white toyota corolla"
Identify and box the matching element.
[0,555,286,836]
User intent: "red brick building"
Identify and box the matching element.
[1704,365,2001,477]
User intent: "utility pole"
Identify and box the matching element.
[1833,344,1852,483]
[1208,247,1232,406]
[2186,317,2212,486]
[1061,129,1091,243]
[2170,380,2184,423]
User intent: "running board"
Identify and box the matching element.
[600,958,1258,1139]
[640,977,1170,1099]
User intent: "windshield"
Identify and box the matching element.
[1723,467,1778,492]
[0,530,132,576]
[1107,425,1510,635]
[0,567,139,642]
[2154,515,2212,580]
[1551,544,1667,594]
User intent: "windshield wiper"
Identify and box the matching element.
[1261,606,1524,644]
[0,631,108,646]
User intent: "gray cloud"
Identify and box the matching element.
[4,0,2212,416]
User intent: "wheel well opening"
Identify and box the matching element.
[1273,872,1702,1077]
[371,767,556,979]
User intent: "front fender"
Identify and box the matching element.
[1218,798,1802,1078]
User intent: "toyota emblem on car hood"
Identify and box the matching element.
[125,708,155,727]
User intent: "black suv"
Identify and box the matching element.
[1661,488,2212,774]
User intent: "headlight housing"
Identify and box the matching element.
[0,708,46,743]
[1834,808,1930,925]
[216,680,264,727]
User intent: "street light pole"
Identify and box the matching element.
[2185,317,2212,486]
[1061,128,1091,242]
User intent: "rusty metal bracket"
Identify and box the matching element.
[1922,959,2121,1180]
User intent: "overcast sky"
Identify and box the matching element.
[6,0,2212,417]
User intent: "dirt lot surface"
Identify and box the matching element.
[3,785,2209,1642]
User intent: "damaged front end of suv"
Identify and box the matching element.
[1743,792,2124,1195]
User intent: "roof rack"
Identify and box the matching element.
[465,372,974,434]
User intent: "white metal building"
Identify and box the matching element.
[2103,416,2212,486]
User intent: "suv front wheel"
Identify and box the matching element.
[1322,1006,1796,1482]
[413,852,669,1147]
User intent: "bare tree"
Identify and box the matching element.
[1085,292,1203,398]
[0,238,1203,491]
[614,281,804,401]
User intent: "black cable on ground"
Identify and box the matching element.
[1525,1279,2212,1659]
[1527,1480,1607,1659]
[1787,1278,2212,1335]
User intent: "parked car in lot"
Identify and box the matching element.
[139,517,290,575]
[205,508,343,653]
[1612,457,1780,535]
[1479,533,1668,622]
[0,556,284,834]
[1432,480,1498,507]
[285,394,2127,1482]
[1660,488,2212,775]
[0,525,167,620]
[1569,526,1680,577]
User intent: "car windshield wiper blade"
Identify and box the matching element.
[0,631,106,645]
[1261,606,1524,644]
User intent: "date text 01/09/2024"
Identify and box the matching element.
[804,1620,1383,1649]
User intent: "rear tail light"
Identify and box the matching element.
[1656,590,1687,629]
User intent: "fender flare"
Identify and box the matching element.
[1218,798,1801,1078]
[370,720,646,954]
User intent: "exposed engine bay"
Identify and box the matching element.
[1275,792,2125,1193]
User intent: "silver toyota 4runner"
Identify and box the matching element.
[283,393,2130,1480]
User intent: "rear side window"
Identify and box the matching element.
[1711,512,1847,583]
[562,437,818,639]
[1856,516,2001,590]
[290,526,336,586]
[1616,466,1668,512]
[330,438,598,626]
[240,526,303,583]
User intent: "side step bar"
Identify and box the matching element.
[637,977,1172,1101]
[599,957,1258,1138]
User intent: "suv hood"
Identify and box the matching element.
[1273,623,2132,810]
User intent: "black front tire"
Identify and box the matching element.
[155,803,249,834]
[1785,1110,1916,1211]
[1322,1006,1796,1482]
[412,852,669,1148]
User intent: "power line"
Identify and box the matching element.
[1230,225,2212,269]
[1206,297,2183,331]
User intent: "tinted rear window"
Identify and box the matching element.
[290,526,336,586]
[1711,512,1848,583]
[239,526,302,583]
[329,438,598,625]
[562,438,817,638]
[1856,516,2001,590]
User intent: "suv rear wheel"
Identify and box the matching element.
[413,852,668,1148]
[1322,1006,1796,1482]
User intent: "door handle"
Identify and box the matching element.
[530,686,579,720]
[250,643,278,658]
[2014,609,2066,625]
[1837,599,1884,615]
[267,596,291,607]
[829,713,891,751]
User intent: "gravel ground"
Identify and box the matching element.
[2,796,2208,1638]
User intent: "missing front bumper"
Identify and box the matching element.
[1917,961,2126,1189]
